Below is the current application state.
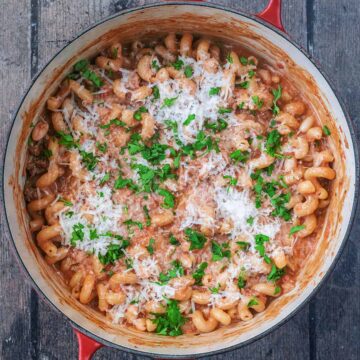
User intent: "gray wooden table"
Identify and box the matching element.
[1,1,359,359]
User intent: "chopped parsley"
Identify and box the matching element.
[192,262,208,285]
[323,125,331,136]
[96,141,108,153]
[161,96,178,108]
[152,85,160,99]
[265,130,282,157]
[236,241,250,251]
[171,58,184,70]
[146,238,155,255]
[238,102,245,110]
[248,297,259,307]
[246,216,254,225]
[223,175,238,191]
[237,81,249,89]
[123,219,143,231]
[143,205,151,226]
[218,107,232,114]
[254,234,271,264]
[183,114,196,126]
[70,59,103,88]
[204,118,228,133]
[184,65,193,78]
[211,241,231,261]
[151,299,186,336]
[185,228,207,250]
[267,263,285,282]
[79,150,98,171]
[98,240,129,265]
[70,223,84,246]
[158,261,184,285]
[240,56,248,65]
[157,188,175,209]
[230,149,250,163]
[169,234,180,246]
[59,197,73,207]
[209,87,221,96]
[252,95,264,109]
[209,284,220,294]
[289,224,305,235]
[133,106,148,121]
[226,53,233,64]
[57,131,78,149]
[99,172,110,185]
[237,275,246,289]
[272,85,282,115]
[151,60,160,71]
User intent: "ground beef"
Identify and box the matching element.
[26,156,49,177]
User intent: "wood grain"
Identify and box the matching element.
[0,1,358,359]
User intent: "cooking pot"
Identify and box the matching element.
[3,1,359,359]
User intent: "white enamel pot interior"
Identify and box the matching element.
[3,2,359,358]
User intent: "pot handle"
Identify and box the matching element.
[74,328,103,360]
[256,0,285,32]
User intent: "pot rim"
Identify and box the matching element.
[3,1,359,358]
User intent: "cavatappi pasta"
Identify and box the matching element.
[24,33,336,335]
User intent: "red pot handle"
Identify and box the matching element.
[256,0,285,32]
[74,328,103,360]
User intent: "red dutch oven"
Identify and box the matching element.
[3,1,359,359]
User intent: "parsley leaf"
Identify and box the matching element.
[133,106,148,121]
[171,58,184,70]
[79,150,98,171]
[265,129,282,157]
[209,87,221,96]
[272,85,282,115]
[152,299,186,336]
[248,297,259,307]
[267,263,286,282]
[218,107,232,114]
[192,262,208,285]
[184,65,193,78]
[237,241,250,251]
[289,224,305,235]
[183,114,196,126]
[237,275,246,289]
[323,125,331,136]
[230,149,250,163]
[252,95,264,109]
[57,131,78,149]
[185,228,207,250]
[143,205,151,226]
[98,240,129,265]
[146,238,155,255]
[169,234,180,246]
[254,234,271,263]
[204,118,228,133]
[153,85,160,99]
[161,97,178,108]
[157,188,175,209]
[70,223,84,246]
[211,241,231,261]
[99,172,110,185]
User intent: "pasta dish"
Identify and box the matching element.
[24,33,336,335]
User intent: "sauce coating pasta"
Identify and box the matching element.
[24,33,336,335]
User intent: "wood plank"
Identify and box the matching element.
[308,1,360,359]
[0,1,34,359]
